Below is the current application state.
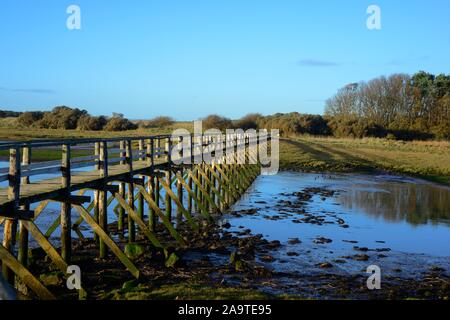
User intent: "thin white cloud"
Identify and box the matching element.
[0,86,55,94]
[298,59,340,67]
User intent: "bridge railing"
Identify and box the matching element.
[0,131,271,216]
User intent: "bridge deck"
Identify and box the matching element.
[0,158,169,211]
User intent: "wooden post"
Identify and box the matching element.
[99,141,108,258]
[61,144,72,263]
[137,140,145,220]
[3,148,20,283]
[93,142,100,243]
[18,147,30,267]
[118,141,125,233]
[126,140,136,243]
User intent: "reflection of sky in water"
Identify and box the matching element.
[229,172,450,258]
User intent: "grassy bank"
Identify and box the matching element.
[280,136,450,185]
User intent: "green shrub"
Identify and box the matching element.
[142,116,174,128]
[17,111,44,127]
[77,115,107,131]
[104,117,138,131]
[202,114,233,131]
[234,113,261,130]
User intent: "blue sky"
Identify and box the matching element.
[1,0,449,120]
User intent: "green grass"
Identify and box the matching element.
[280,136,450,185]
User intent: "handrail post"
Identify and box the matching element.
[99,141,108,177]
[166,137,172,164]
[147,138,153,167]
[139,139,145,161]
[190,133,194,166]
[61,144,72,263]
[8,147,20,207]
[155,137,160,160]
[151,138,155,167]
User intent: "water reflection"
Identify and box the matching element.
[338,176,450,226]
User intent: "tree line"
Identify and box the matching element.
[14,106,138,131]
[325,71,450,140]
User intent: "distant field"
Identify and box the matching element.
[280,136,450,185]
[0,124,192,161]
[0,122,193,141]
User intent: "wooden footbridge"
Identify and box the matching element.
[0,132,271,299]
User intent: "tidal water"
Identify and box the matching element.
[226,172,450,276]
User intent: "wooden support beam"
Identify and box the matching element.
[0,244,55,300]
[135,185,186,246]
[61,144,72,263]
[0,209,34,220]
[188,169,221,213]
[52,195,91,205]
[195,166,226,207]
[158,177,198,231]
[175,172,210,219]
[206,164,235,204]
[113,194,164,249]
[74,205,140,279]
